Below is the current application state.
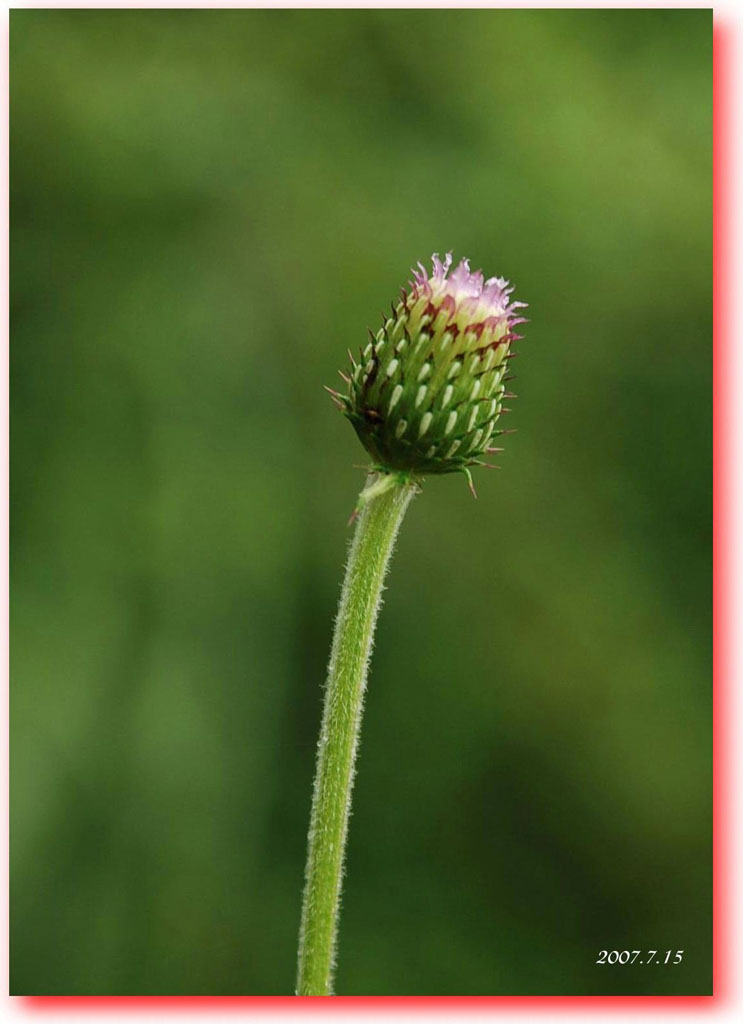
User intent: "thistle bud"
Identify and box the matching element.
[328,253,527,494]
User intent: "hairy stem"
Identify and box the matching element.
[296,472,417,996]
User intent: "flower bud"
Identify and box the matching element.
[329,253,527,493]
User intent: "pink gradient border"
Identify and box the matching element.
[11,10,724,1015]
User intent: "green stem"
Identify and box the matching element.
[296,472,417,996]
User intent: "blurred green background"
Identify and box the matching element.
[10,8,711,996]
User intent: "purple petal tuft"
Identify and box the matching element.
[409,253,527,322]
